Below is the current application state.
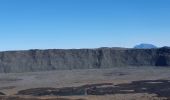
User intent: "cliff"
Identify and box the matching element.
[0,47,170,73]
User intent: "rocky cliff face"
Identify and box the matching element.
[0,47,169,73]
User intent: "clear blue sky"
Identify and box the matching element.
[0,0,170,51]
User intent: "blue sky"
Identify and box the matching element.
[0,0,170,51]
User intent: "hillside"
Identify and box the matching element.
[0,47,169,73]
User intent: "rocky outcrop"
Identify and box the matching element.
[0,47,170,73]
[0,92,5,95]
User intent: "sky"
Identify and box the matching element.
[0,0,170,51]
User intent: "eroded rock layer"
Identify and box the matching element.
[0,47,170,73]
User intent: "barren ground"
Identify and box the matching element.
[0,66,170,100]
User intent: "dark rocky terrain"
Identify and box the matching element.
[0,96,85,100]
[1,67,170,100]
[0,92,5,95]
[0,47,170,73]
[16,80,170,99]
[1,79,170,100]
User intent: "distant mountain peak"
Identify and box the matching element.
[134,43,157,49]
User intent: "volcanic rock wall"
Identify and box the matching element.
[0,47,169,73]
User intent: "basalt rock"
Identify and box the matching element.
[17,83,113,96]
[17,80,170,99]
[0,92,5,95]
[0,96,85,100]
[0,47,170,73]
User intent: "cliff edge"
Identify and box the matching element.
[0,47,169,73]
